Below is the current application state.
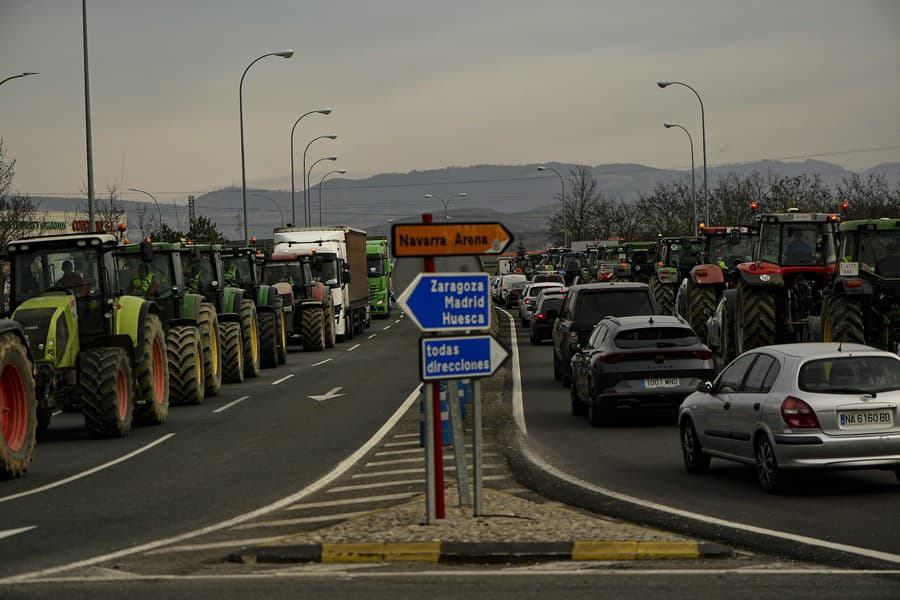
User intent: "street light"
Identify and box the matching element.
[128,187,164,231]
[658,80,708,224]
[290,108,332,225]
[663,123,697,232]
[0,72,38,88]
[318,169,347,226]
[424,192,467,221]
[252,193,284,227]
[537,166,567,247]
[240,49,294,242]
[307,156,338,224]
[303,134,337,226]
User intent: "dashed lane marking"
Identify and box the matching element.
[212,396,250,414]
[347,344,361,352]
[312,359,332,367]
[382,325,392,330]
[272,374,295,385]
[393,433,419,439]
[368,334,377,339]
[287,492,418,511]
[232,511,371,530]
[0,526,36,541]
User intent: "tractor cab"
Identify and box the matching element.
[220,246,260,293]
[181,243,226,309]
[701,225,757,273]
[115,241,187,327]
[263,251,315,297]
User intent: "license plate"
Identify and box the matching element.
[838,409,894,428]
[642,377,679,389]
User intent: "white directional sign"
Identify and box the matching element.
[308,386,346,402]
[419,335,509,381]
[397,272,491,333]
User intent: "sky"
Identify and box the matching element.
[1,0,899,209]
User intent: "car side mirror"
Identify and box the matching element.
[342,264,351,284]
[697,381,714,394]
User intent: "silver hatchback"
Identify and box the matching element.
[679,343,900,492]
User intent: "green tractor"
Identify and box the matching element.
[648,236,704,314]
[115,241,208,404]
[7,233,169,437]
[819,218,900,349]
[220,245,285,370]
[612,241,656,283]
[0,320,38,478]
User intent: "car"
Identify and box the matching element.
[518,282,565,326]
[678,343,900,492]
[570,315,715,425]
[532,272,566,285]
[529,291,566,345]
[505,280,528,308]
[497,273,527,305]
[552,282,657,387]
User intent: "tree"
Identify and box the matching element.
[546,165,614,244]
[0,139,43,247]
[186,214,228,243]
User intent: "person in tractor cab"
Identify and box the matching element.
[56,260,88,297]
[126,263,160,298]
[183,262,201,293]
[224,262,241,287]
[785,229,815,264]
[876,242,900,276]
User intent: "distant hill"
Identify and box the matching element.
[26,160,900,246]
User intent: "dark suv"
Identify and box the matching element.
[552,282,657,386]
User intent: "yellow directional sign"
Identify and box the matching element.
[391,222,514,258]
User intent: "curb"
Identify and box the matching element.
[228,541,733,565]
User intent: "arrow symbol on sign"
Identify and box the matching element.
[309,387,346,402]
[0,526,36,541]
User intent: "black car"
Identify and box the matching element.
[570,315,716,425]
[552,282,657,386]
[529,291,566,344]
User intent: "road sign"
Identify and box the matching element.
[397,273,491,332]
[391,222,514,257]
[419,335,509,381]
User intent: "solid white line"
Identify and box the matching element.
[312,359,332,367]
[212,395,250,414]
[0,385,423,584]
[383,325,392,330]
[0,526,36,541]
[233,511,370,530]
[382,440,420,448]
[368,334,377,339]
[272,374,295,385]
[327,479,426,493]
[347,344,361,352]
[0,434,175,505]
[287,492,418,510]
[500,309,526,433]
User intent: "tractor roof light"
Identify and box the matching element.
[750,201,759,212]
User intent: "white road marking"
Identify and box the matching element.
[0,434,175,505]
[382,325,392,330]
[312,359,332,367]
[500,309,526,434]
[352,464,501,479]
[0,385,423,584]
[212,396,250,414]
[51,410,62,417]
[382,440,420,448]
[394,319,401,323]
[272,374,295,385]
[287,492,417,511]
[392,433,419,439]
[327,479,425,493]
[308,387,346,402]
[374,448,421,456]
[233,511,370,530]
[346,344,361,352]
[144,535,289,555]
[0,526,36,541]
[368,334,377,339]
[365,453,499,467]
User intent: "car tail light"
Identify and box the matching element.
[692,349,713,360]
[596,353,626,364]
[534,313,546,321]
[781,396,820,429]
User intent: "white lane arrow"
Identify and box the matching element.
[0,526,36,541]
[308,387,346,402]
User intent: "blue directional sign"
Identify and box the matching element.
[420,335,509,381]
[398,272,491,332]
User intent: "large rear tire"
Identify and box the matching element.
[275,298,288,365]
[650,274,675,315]
[81,347,133,438]
[221,321,244,384]
[166,325,205,405]
[739,283,777,352]
[0,332,37,478]
[687,283,718,342]
[259,311,278,368]
[133,313,169,426]
[301,307,326,351]
[240,299,261,379]
[823,294,865,344]
[199,303,222,397]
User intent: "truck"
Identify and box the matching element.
[273,226,370,341]
[366,237,393,318]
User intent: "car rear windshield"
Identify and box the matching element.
[537,297,563,312]
[798,356,900,394]
[573,291,654,325]
[614,327,698,349]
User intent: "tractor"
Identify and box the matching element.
[7,233,168,437]
[675,225,756,340]
[612,241,657,283]
[818,218,900,350]
[648,236,704,315]
[261,249,334,351]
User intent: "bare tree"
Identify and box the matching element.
[0,139,43,247]
[546,165,613,244]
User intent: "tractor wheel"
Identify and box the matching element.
[199,303,222,397]
[240,299,260,379]
[739,283,777,352]
[275,298,288,365]
[259,311,278,368]
[80,347,133,438]
[220,321,244,384]
[301,306,326,351]
[166,325,204,405]
[0,332,37,479]
[650,274,675,315]
[133,313,170,426]
[823,294,865,344]
[687,283,718,342]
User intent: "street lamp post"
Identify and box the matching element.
[82,0,96,232]
[658,80,708,224]
[252,193,284,227]
[307,156,338,225]
[0,72,38,88]
[663,123,697,232]
[318,169,347,226]
[424,192,467,221]
[537,166,567,247]
[303,135,337,226]
[290,109,332,225]
[240,49,294,243]
[128,187,164,231]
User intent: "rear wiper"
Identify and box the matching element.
[825,387,872,395]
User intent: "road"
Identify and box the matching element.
[0,315,419,579]
[506,310,900,564]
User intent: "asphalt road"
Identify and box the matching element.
[0,314,420,579]
[508,310,900,562]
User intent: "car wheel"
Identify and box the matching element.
[755,435,785,493]
[561,366,571,388]
[552,352,561,381]
[570,386,586,417]
[588,395,613,427]
[680,419,710,474]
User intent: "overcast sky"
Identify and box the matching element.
[1,0,899,207]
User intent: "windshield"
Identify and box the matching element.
[367,256,385,277]
[574,291,654,325]
[662,240,704,268]
[13,247,102,302]
[223,255,254,288]
[759,222,837,266]
[116,253,173,299]
[183,254,215,297]
[799,356,900,394]
[312,254,338,283]
[264,261,306,289]
[708,235,756,267]
[843,229,900,277]
[613,326,699,349]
